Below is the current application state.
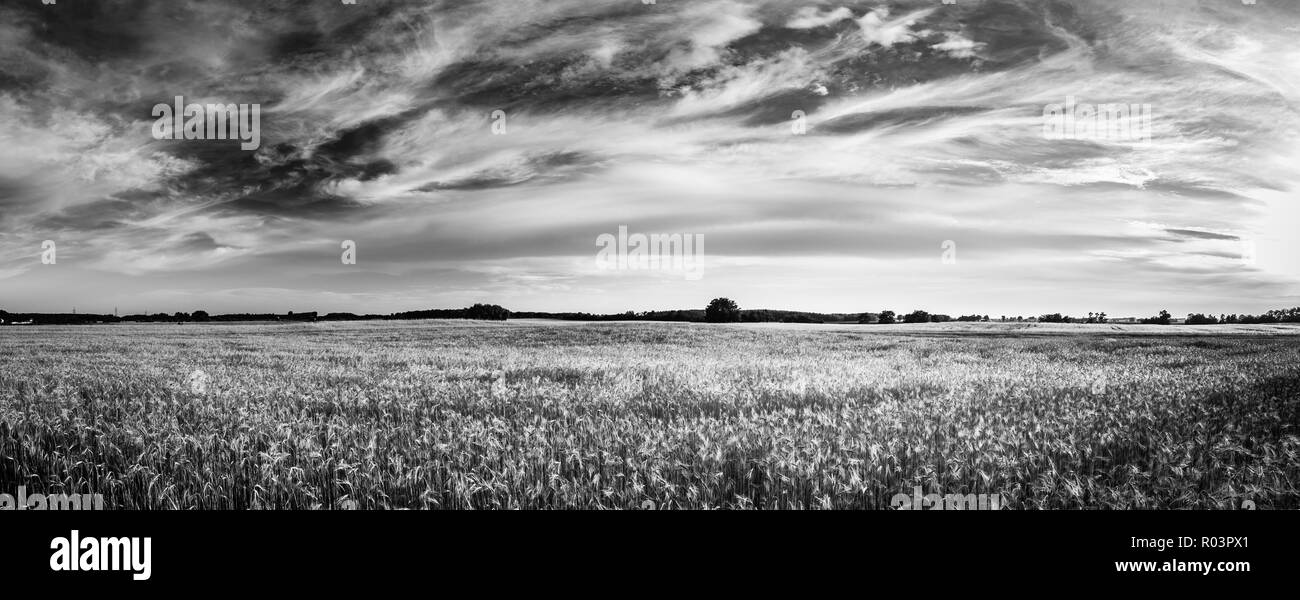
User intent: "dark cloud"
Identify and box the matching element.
[175,232,235,252]
[815,105,990,134]
[34,197,148,232]
[1165,229,1240,241]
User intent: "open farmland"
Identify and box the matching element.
[1,321,1297,509]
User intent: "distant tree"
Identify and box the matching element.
[1140,310,1172,325]
[903,310,930,324]
[174,312,190,322]
[192,310,210,322]
[1098,312,1107,323]
[931,314,951,323]
[982,315,990,322]
[1038,313,1068,324]
[705,298,741,323]
[1186,313,1218,325]
[877,310,896,325]
[466,303,510,321]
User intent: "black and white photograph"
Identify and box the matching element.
[0,0,1295,587]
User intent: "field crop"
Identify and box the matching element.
[1,321,1297,509]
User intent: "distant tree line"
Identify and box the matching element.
[513,305,862,324]
[852,307,1300,326]
[0,305,511,325]
[1185,308,1300,325]
[0,311,117,326]
[859,310,980,324]
[390,304,510,321]
[117,311,321,323]
[4,304,1300,327]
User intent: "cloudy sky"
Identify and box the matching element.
[0,0,1297,317]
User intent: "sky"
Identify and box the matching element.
[0,0,1297,317]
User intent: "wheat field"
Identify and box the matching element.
[1,321,1296,509]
